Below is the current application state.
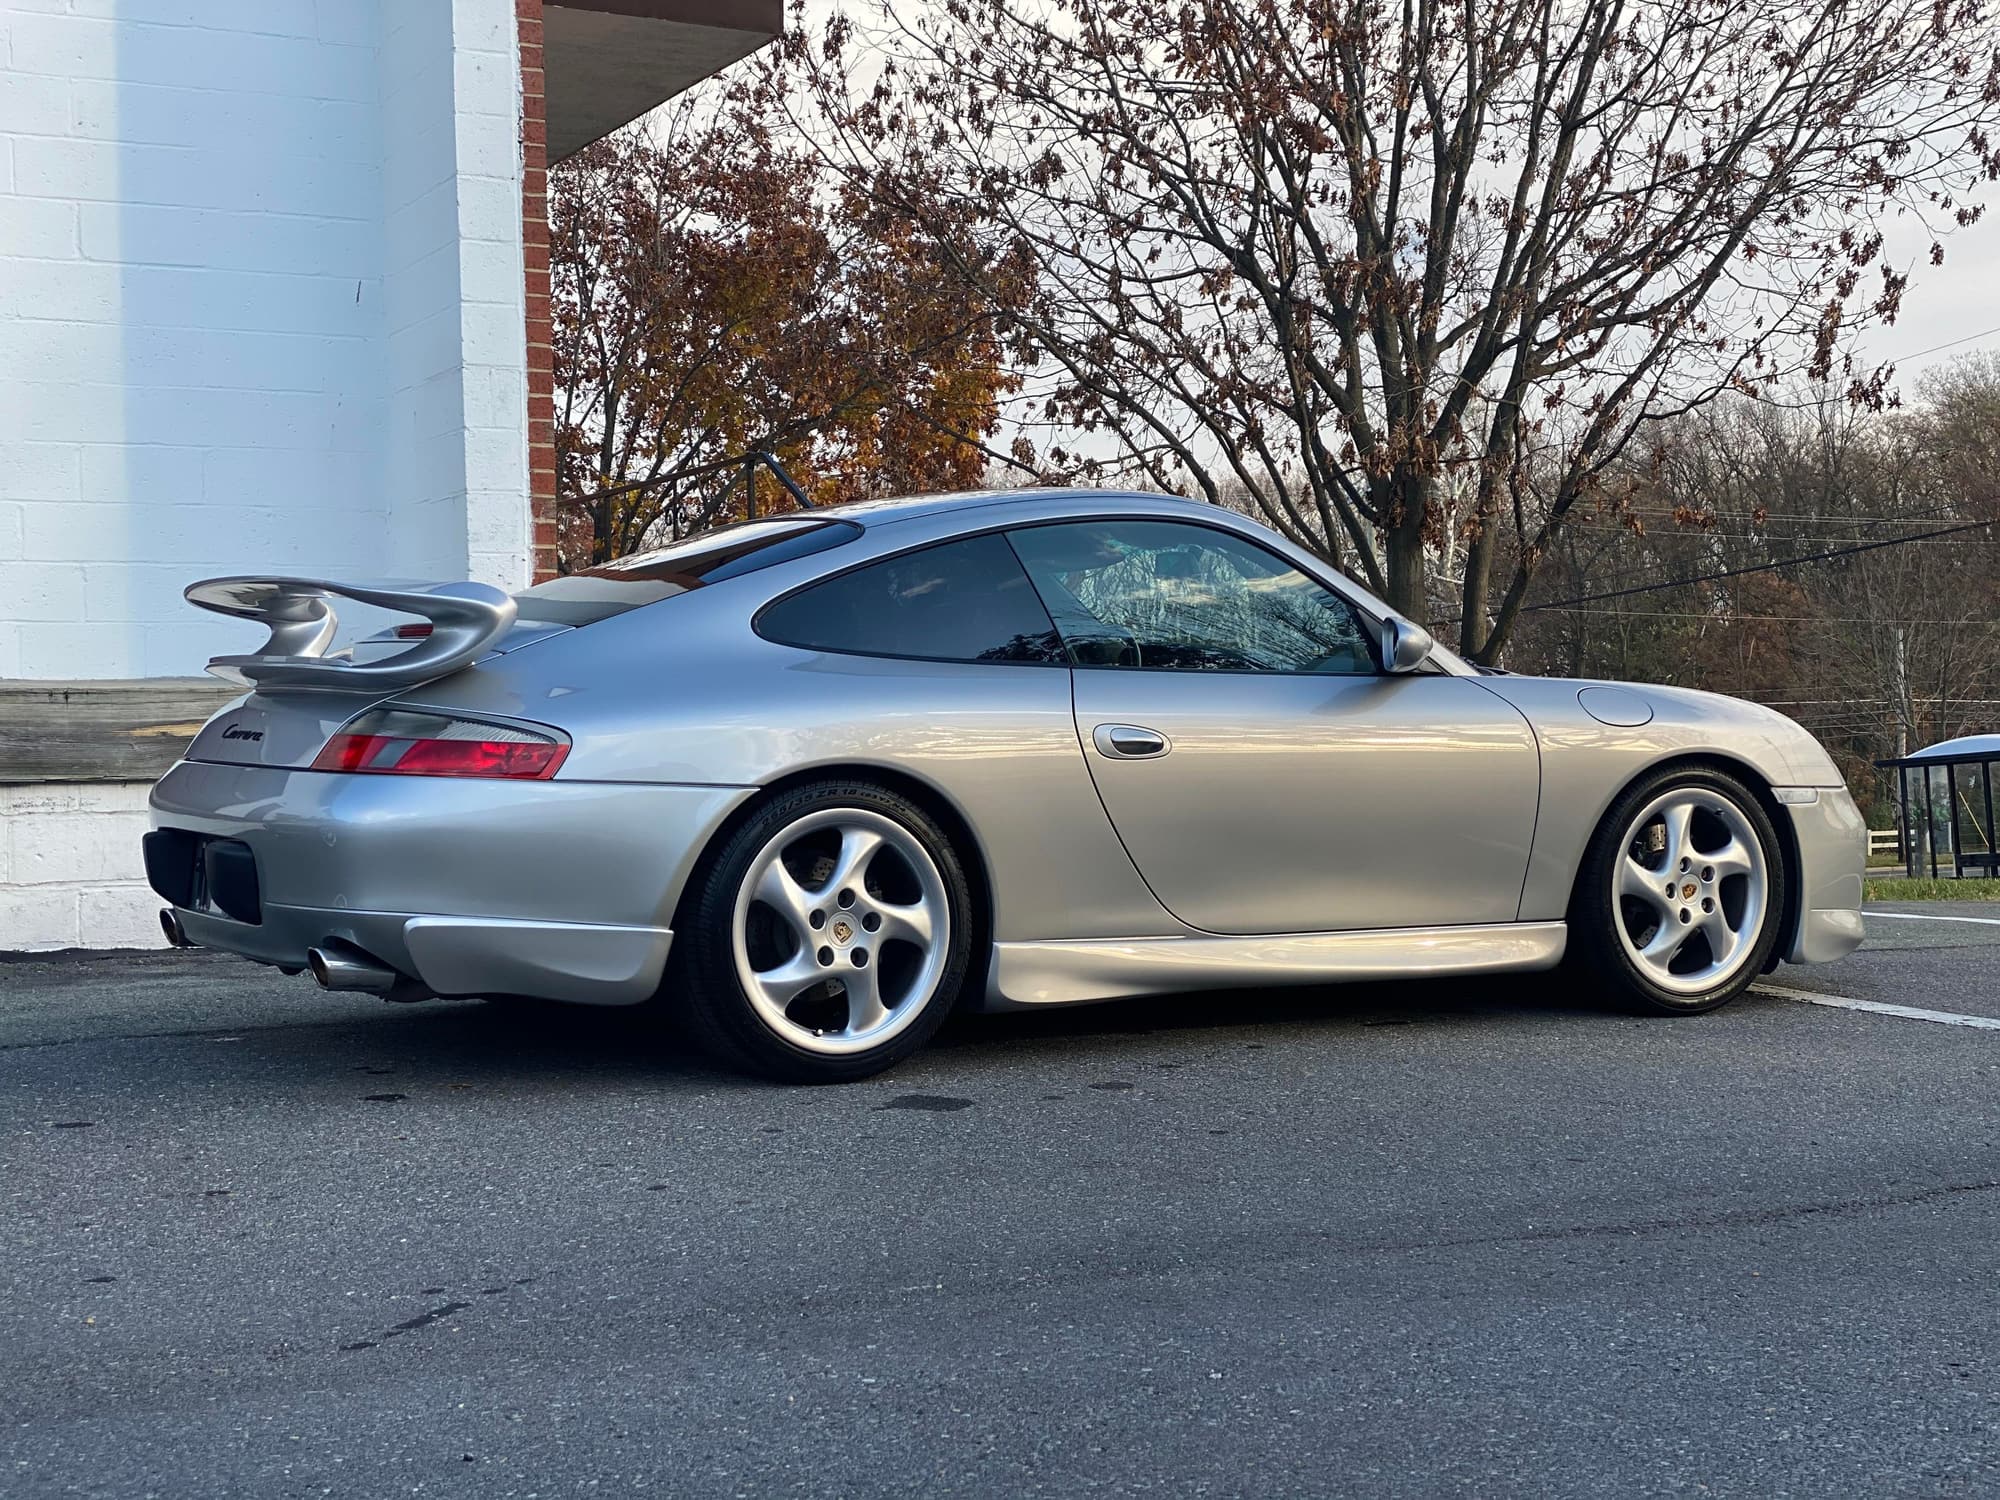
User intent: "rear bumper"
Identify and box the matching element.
[1782,787,1867,966]
[149,760,754,1004]
[172,902,675,1005]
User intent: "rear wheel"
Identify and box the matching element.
[1569,766,1786,1014]
[668,781,973,1082]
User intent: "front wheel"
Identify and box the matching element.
[667,781,973,1082]
[1569,766,1787,1015]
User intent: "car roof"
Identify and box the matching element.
[806,487,1218,530]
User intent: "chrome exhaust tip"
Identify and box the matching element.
[305,942,399,995]
[159,908,194,949]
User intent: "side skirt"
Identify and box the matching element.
[983,922,1568,1010]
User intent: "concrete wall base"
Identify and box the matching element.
[1,782,165,951]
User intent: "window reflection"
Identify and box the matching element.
[1009,521,1376,674]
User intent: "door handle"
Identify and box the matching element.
[1092,724,1171,759]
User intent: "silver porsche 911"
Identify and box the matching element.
[147,489,1865,1081]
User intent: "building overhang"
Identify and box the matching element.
[544,0,784,162]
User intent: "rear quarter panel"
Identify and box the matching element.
[398,579,1175,944]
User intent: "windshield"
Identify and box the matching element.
[514,518,860,625]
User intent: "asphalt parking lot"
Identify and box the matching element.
[4,903,1998,1497]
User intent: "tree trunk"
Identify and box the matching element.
[1381,475,1430,622]
[1460,521,1496,660]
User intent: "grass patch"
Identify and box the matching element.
[1865,877,2000,902]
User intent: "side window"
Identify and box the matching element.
[1008,520,1378,674]
[757,533,1067,664]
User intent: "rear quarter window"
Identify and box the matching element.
[757,533,1066,664]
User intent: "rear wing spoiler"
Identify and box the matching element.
[185,576,518,691]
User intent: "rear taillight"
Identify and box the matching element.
[311,709,568,780]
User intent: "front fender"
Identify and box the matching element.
[1472,675,1845,921]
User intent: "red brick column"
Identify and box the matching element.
[519,0,558,582]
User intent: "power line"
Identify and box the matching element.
[1550,607,1997,624]
[1468,518,1999,619]
[1887,321,2000,365]
[1605,518,1963,533]
[1607,507,1957,525]
[1561,530,1980,545]
[1542,504,1980,592]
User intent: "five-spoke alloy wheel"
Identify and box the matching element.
[731,807,950,1055]
[670,781,973,1081]
[1570,765,1787,1014]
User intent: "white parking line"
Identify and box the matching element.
[1753,983,2000,1031]
[1864,910,2000,927]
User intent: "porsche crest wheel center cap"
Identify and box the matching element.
[830,919,855,945]
[1681,881,1698,899]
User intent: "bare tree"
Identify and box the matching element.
[789,0,2000,660]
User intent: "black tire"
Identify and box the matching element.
[1567,764,1788,1016]
[665,780,975,1083]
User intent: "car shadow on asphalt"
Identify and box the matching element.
[937,972,1616,1051]
[248,969,1622,1085]
[8,949,1620,1087]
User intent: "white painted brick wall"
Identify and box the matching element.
[0,782,163,950]
[0,0,388,680]
[0,0,529,682]
[379,0,529,591]
[0,0,529,950]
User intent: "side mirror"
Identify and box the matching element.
[1381,616,1434,674]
